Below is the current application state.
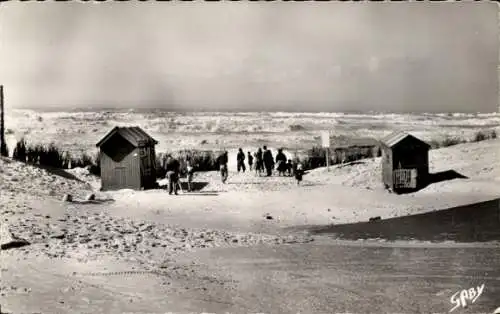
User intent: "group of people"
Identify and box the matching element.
[162,146,305,195]
[220,146,304,184]
[162,154,195,195]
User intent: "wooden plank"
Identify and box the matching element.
[393,169,417,189]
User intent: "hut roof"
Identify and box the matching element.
[96,126,158,148]
[380,131,430,149]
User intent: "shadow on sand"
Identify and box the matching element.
[393,169,469,195]
[158,181,218,195]
[159,181,209,192]
[179,181,209,192]
[31,163,86,183]
[336,161,367,169]
[427,169,468,186]
[227,182,266,185]
[301,198,500,242]
[70,199,116,205]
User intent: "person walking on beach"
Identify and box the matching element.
[185,158,195,192]
[255,148,263,176]
[294,161,304,185]
[275,148,287,176]
[217,150,229,183]
[247,151,254,171]
[164,155,180,195]
[285,159,293,177]
[237,148,246,173]
[263,146,274,177]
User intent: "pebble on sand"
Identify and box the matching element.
[50,233,66,240]
[62,194,73,202]
[85,193,96,201]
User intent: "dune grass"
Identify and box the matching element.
[428,129,497,149]
[156,149,221,178]
[13,138,101,176]
[300,145,381,170]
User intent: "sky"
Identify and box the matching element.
[0,2,498,113]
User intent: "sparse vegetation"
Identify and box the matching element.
[156,149,220,179]
[428,129,497,149]
[472,129,497,142]
[299,145,382,171]
[289,124,306,131]
[70,151,101,176]
[1,145,8,158]
[11,139,101,176]
[438,136,466,148]
[12,138,27,162]
[473,131,487,142]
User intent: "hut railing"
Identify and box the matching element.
[393,168,417,189]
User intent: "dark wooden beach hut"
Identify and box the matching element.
[380,131,430,194]
[96,126,158,191]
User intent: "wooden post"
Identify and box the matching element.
[498,198,500,223]
[321,130,330,171]
[0,85,7,157]
[326,147,330,172]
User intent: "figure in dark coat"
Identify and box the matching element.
[217,150,229,183]
[275,149,287,176]
[237,148,246,173]
[263,146,274,177]
[247,152,254,170]
[255,148,264,176]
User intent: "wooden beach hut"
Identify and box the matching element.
[380,131,430,194]
[96,126,158,191]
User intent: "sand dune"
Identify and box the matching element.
[3,138,499,230]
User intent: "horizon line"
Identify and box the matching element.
[10,106,500,115]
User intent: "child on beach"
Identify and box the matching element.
[286,159,293,176]
[186,159,195,192]
[294,162,304,185]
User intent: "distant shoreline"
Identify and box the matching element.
[9,107,500,116]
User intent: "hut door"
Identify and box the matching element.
[114,167,128,188]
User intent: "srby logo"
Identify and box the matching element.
[449,283,485,312]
